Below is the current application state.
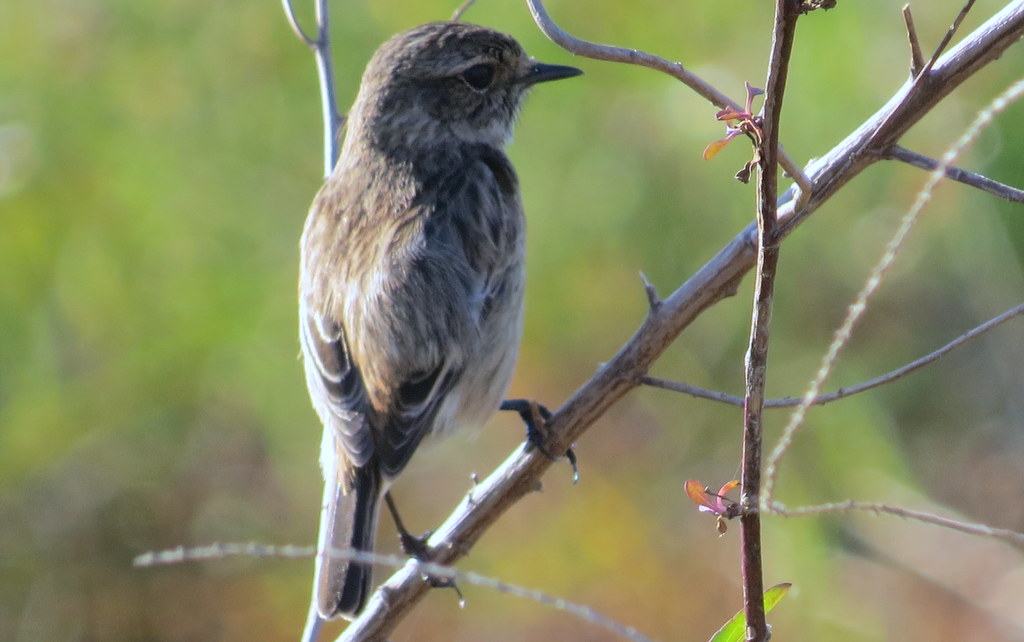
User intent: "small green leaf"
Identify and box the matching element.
[707,583,792,642]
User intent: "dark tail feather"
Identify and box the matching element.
[314,465,380,620]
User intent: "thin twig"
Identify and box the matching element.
[903,4,926,76]
[134,544,654,642]
[642,300,1024,407]
[768,502,1024,549]
[885,145,1024,203]
[280,5,344,637]
[764,76,1024,505]
[779,3,1024,236]
[738,3,801,639]
[523,0,813,198]
[281,0,343,177]
[451,0,478,21]
[281,0,317,45]
[923,0,978,74]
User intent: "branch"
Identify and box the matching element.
[639,272,662,311]
[451,0,478,21]
[642,300,1024,407]
[738,2,801,639]
[523,0,813,198]
[885,145,1024,203]
[923,0,978,74]
[765,75,1024,503]
[281,0,343,177]
[135,544,654,642]
[281,4,345,636]
[769,502,1024,549]
[336,5,1024,638]
[781,1,1024,235]
[903,4,926,76]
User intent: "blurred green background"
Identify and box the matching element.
[2,1,1023,640]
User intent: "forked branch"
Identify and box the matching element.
[281,0,343,177]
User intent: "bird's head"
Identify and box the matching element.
[347,21,582,151]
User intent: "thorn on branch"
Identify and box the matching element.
[639,272,661,311]
[466,473,481,506]
[903,5,926,77]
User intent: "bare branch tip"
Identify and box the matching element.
[639,272,662,310]
[783,159,814,209]
[451,0,478,21]
[924,0,977,73]
[280,0,318,46]
[903,5,926,76]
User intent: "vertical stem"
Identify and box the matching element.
[742,1,800,640]
[312,0,342,177]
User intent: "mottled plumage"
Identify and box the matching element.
[299,21,580,620]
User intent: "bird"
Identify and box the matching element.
[298,21,582,621]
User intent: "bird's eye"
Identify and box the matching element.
[460,63,496,91]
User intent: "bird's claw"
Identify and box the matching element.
[500,398,579,484]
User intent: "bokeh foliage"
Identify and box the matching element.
[1,1,1023,640]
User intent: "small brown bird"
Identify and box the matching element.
[298,21,581,621]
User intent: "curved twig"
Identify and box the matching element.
[281,0,343,177]
[451,0,478,21]
[135,543,654,642]
[523,0,813,199]
[281,0,318,45]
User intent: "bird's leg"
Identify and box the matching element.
[383,491,431,559]
[383,491,462,598]
[500,399,579,483]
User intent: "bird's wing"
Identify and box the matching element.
[300,301,381,619]
[376,357,461,478]
[299,301,375,473]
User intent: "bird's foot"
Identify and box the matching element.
[500,399,579,483]
[385,493,462,598]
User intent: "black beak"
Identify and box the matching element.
[519,61,583,86]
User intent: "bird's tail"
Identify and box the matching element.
[313,464,380,620]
